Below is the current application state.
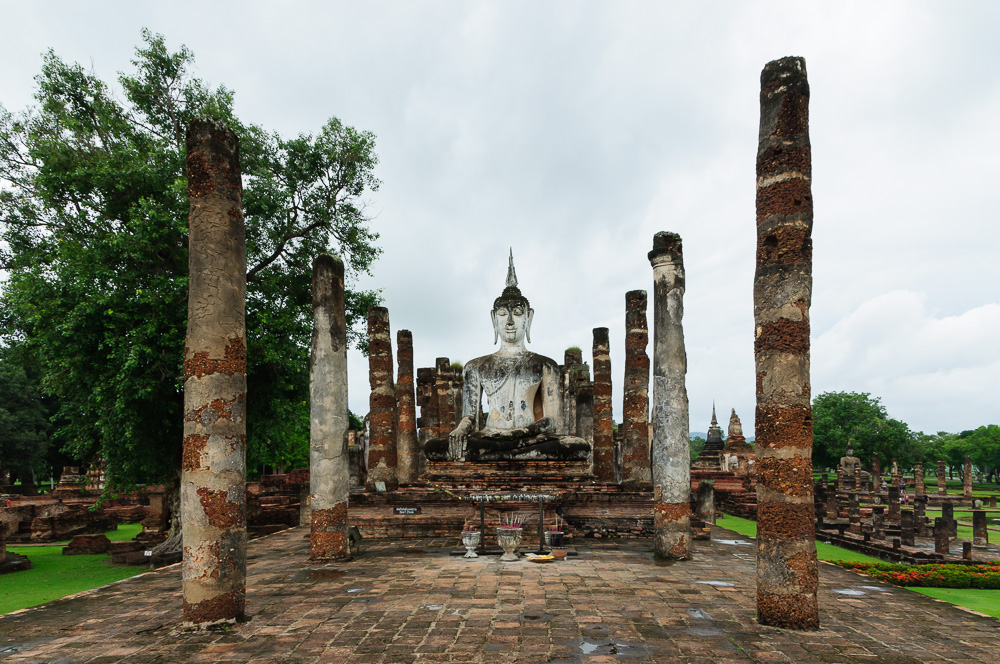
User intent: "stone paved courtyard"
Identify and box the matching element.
[1,524,997,663]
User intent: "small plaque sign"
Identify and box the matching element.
[144,550,152,557]
[393,506,421,515]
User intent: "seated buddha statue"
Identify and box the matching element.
[424,252,590,462]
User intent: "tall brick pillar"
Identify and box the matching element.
[396,331,418,483]
[753,56,819,630]
[914,462,925,497]
[416,367,439,440]
[309,254,350,561]
[592,328,614,481]
[621,290,651,488]
[366,307,398,491]
[435,358,456,439]
[562,348,583,435]
[576,380,594,445]
[181,119,247,627]
[937,459,947,495]
[648,232,691,558]
[963,455,973,497]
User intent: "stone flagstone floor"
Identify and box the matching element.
[1,524,998,663]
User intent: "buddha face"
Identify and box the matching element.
[492,300,533,346]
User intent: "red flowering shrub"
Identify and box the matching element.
[832,560,1000,589]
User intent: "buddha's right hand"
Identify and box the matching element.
[447,417,474,460]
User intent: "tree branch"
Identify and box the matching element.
[246,219,328,282]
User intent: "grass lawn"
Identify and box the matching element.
[909,588,1000,619]
[1,524,145,615]
[106,522,143,541]
[719,513,1000,619]
[717,514,881,563]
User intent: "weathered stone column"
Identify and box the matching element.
[366,307,398,491]
[937,459,947,495]
[622,290,652,488]
[871,506,885,540]
[562,348,583,435]
[753,56,819,630]
[648,232,691,558]
[592,328,615,482]
[887,484,900,522]
[914,462,925,497]
[942,502,957,538]
[900,510,915,546]
[973,510,988,547]
[396,331,418,483]
[871,453,881,486]
[435,358,456,439]
[416,367,439,440]
[181,119,247,627]
[963,455,973,498]
[825,493,838,521]
[576,383,594,446]
[309,254,350,561]
[914,495,928,536]
[934,517,949,554]
[696,480,715,526]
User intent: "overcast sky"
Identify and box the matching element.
[2,2,997,437]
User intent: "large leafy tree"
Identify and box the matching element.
[965,425,1000,484]
[0,343,56,483]
[0,30,381,491]
[812,391,915,471]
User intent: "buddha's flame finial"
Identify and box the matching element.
[711,402,718,426]
[506,248,518,288]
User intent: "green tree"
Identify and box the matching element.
[812,391,915,471]
[0,344,55,483]
[965,424,1000,484]
[0,30,381,492]
[689,435,706,461]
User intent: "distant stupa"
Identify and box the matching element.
[693,404,725,469]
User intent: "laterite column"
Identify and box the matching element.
[753,56,819,630]
[396,331,418,483]
[435,358,456,439]
[366,307,398,491]
[937,459,947,495]
[963,455,973,497]
[621,290,652,488]
[592,328,614,481]
[181,119,247,627]
[309,255,350,561]
[648,232,691,558]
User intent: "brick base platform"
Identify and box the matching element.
[348,463,758,545]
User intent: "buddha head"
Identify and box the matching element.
[492,250,533,346]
